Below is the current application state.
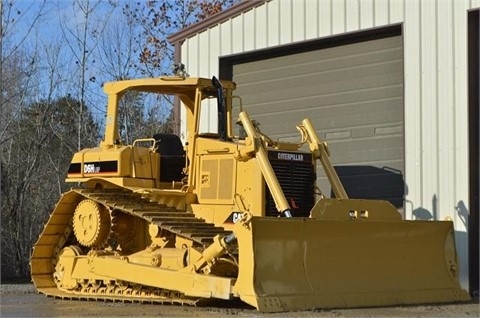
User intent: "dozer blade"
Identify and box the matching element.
[233,217,470,312]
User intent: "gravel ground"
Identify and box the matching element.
[1,284,478,317]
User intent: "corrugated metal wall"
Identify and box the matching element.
[180,0,480,289]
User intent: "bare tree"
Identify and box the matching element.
[123,0,240,77]
[0,0,101,280]
[1,1,47,279]
[1,0,47,144]
[58,0,114,150]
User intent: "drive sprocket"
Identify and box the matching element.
[73,199,111,247]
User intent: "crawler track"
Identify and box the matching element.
[77,188,232,246]
[30,187,233,305]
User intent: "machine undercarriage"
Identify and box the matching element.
[31,187,238,305]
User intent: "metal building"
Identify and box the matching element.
[169,0,479,295]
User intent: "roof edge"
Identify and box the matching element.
[167,0,267,44]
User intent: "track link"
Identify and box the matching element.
[42,285,200,306]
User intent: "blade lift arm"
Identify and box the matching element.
[237,111,292,217]
[297,118,349,200]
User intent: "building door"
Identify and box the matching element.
[221,27,405,210]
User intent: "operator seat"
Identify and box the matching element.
[153,133,185,182]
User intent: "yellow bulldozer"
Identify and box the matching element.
[30,75,470,312]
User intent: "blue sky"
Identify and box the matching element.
[3,1,125,118]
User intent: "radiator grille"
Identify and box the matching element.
[266,150,315,217]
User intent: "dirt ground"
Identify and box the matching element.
[0,284,478,317]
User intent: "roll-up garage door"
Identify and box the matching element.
[231,35,404,208]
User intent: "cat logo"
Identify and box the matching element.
[224,212,244,224]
